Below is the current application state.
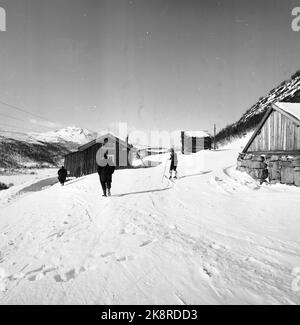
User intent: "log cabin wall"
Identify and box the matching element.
[64,151,84,177]
[64,137,134,177]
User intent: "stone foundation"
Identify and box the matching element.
[237,153,300,186]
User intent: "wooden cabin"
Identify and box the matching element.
[64,133,136,177]
[181,131,212,154]
[237,102,300,186]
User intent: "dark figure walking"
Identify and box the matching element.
[58,166,68,186]
[169,148,178,179]
[97,154,116,197]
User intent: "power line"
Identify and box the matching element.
[0,112,54,129]
[0,122,38,133]
[0,99,59,127]
[0,112,29,123]
[0,130,28,135]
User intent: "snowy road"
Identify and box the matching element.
[0,148,300,304]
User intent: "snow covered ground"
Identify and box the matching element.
[0,168,57,188]
[0,143,300,305]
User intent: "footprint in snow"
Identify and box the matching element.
[140,240,153,248]
[209,242,221,250]
[116,256,134,262]
[101,252,115,258]
[47,231,64,239]
[24,265,57,282]
[0,267,8,292]
[54,267,86,283]
[199,266,213,279]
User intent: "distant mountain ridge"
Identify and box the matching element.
[28,126,98,146]
[215,71,300,147]
[0,126,97,169]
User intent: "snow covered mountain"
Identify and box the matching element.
[215,71,300,147]
[28,126,97,146]
[0,127,97,169]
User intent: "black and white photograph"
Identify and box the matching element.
[0,0,300,307]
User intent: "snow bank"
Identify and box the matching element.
[184,130,211,138]
[219,132,254,151]
[0,148,299,304]
[0,168,57,188]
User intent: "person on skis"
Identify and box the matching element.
[169,148,178,179]
[58,166,68,186]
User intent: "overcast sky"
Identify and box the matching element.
[0,0,300,134]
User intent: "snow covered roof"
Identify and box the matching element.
[274,102,300,123]
[78,132,133,151]
[183,130,211,138]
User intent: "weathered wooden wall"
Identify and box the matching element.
[64,151,84,177]
[64,138,134,177]
[248,110,300,152]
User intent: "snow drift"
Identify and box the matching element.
[0,146,300,305]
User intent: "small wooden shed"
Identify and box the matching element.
[181,131,212,154]
[237,102,300,186]
[64,133,136,177]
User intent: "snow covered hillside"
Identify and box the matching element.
[0,126,97,146]
[0,145,300,304]
[215,71,300,147]
[0,127,97,169]
[0,136,70,169]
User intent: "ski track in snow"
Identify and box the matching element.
[0,148,300,304]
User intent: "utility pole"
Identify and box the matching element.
[214,124,216,150]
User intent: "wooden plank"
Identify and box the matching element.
[278,113,283,150]
[257,132,262,151]
[265,120,269,151]
[242,106,273,153]
[292,123,297,150]
[253,134,258,151]
[280,114,284,150]
[277,111,281,149]
[286,119,290,150]
[283,114,287,150]
[280,112,284,150]
[247,150,300,155]
[274,111,278,150]
[294,123,297,151]
[261,124,265,151]
[290,120,295,150]
[260,129,264,151]
[270,111,274,150]
[286,118,290,150]
[276,111,279,149]
[259,125,263,151]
